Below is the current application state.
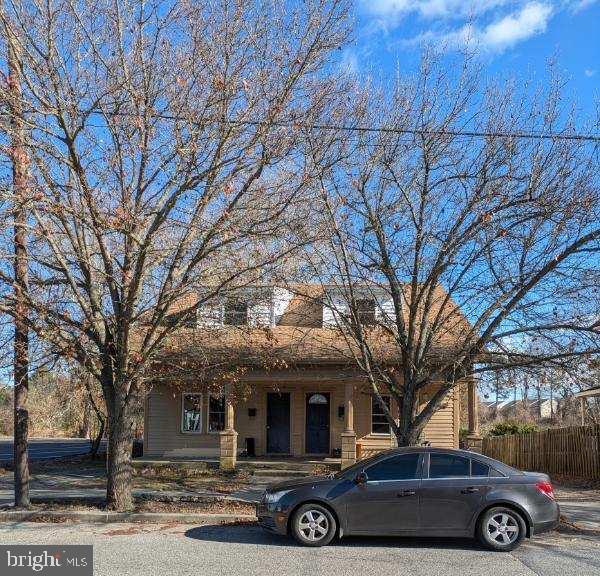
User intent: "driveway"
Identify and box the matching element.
[0,521,599,576]
[0,437,105,463]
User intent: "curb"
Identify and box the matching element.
[0,510,257,525]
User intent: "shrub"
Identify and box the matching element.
[487,421,538,437]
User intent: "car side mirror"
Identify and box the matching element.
[354,471,368,485]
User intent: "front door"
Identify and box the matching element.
[305,393,330,454]
[344,452,423,535]
[266,393,290,454]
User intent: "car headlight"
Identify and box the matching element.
[263,490,292,504]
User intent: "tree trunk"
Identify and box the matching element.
[105,405,134,511]
[394,423,422,447]
[6,17,31,509]
[90,413,105,459]
[81,400,91,439]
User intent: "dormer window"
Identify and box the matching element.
[224,299,248,326]
[355,298,376,325]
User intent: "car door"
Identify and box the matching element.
[419,452,489,534]
[344,452,423,535]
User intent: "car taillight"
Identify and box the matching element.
[535,480,555,500]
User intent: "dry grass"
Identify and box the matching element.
[552,475,600,501]
[1,497,256,516]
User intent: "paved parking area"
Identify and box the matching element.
[0,438,105,463]
[0,521,599,576]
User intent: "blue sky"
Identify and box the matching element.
[346,0,600,119]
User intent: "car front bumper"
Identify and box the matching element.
[256,503,290,536]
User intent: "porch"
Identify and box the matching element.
[132,455,342,474]
[143,368,475,470]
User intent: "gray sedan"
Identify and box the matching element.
[257,447,559,551]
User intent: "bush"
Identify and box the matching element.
[487,421,538,437]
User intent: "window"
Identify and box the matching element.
[471,460,490,477]
[181,393,202,433]
[223,299,248,325]
[366,453,420,482]
[371,395,391,434]
[429,453,470,478]
[355,298,376,325]
[308,393,328,405]
[208,395,226,432]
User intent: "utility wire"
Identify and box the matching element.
[93,110,600,143]
[3,107,600,143]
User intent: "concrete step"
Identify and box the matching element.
[237,459,340,472]
[251,469,312,478]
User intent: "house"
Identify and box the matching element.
[143,284,477,469]
[482,398,559,420]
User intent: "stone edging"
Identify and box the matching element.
[0,510,257,524]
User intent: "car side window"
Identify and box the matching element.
[471,460,490,477]
[429,454,470,478]
[365,453,421,481]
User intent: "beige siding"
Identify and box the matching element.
[353,389,397,458]
[421,385,459,449]
[145,371,460,458]
[145,386,219,457]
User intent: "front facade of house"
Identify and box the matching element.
[143,285,464,468]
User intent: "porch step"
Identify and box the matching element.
[251,468,312,478]
[237,459,340,473]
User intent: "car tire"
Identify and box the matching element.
[477,507,527,552]
[291,503,337,547]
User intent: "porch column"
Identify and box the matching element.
[465,379,482,452]
[341,381,357,469]
[467,379,480,435]
[220,391,238,470]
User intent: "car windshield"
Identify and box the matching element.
[334,452,403,479]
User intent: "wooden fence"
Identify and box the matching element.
[482,424,600,479]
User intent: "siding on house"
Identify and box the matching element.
[420,385,460,449]
[322,288,396,327]
[272,287,294,324]
[144,370,459,458]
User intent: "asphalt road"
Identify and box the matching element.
[1,522,599,576]
[0,437,102,463]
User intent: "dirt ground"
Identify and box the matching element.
[0,496,256,515]
[551,474,600,501]
[2,455,256,494]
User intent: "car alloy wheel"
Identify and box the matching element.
[487,513,519,545]
[291,504,336,547]
[298,510,329,541]
[478,507,526,551]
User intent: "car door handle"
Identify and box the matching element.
[397,490,416,497]
[461,487,479,494]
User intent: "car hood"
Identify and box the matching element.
[266,475,335,492]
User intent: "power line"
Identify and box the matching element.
[101,110,600,143]
[3,107,600,143]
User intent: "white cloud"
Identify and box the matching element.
[481,2,553,49]
[363,1,594,56]
[570,0,599,13]
[401,2,554,53]
[363,0,513,20]
[584,69,597,77]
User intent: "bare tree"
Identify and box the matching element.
[0,0,350,510]
[306,53,600,446]
[0,7,30,508]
